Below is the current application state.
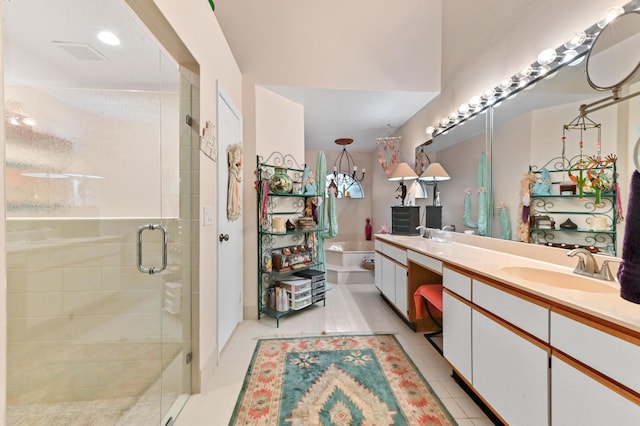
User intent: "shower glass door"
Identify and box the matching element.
[3,0,192,424]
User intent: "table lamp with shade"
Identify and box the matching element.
[389,162,418,206]
[419,162,451,206]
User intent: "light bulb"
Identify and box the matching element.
[537,48,557,66]
[22,117,36,126]
[469,96,482,106]
[458,103,470,114]
[440,118,449,127]
[563,49,578,64]
[499,79,512,89]
[425,126,435,135]
[597,6,624,29]
[564,31,587,49]
[518,66,532,78]
[537,65,551,76]
[569,55,585,66]
[483,88,496,99]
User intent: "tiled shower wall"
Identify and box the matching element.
[6,217,189,406]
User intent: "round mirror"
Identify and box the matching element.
[586,11,640,90]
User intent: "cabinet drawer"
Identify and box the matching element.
[382,244,407,266]
[550,311,640,393]
[473,280,549,342]
[375,240,384,252]
[408,250,442,274]
[443,267,471,300]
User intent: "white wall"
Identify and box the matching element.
[150,0,242,387]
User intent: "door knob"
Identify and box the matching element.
[219,233,229,242]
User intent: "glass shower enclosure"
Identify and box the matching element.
[3,0,195,424]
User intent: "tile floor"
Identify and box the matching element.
[175,283,494,425]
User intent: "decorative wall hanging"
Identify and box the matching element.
[518,172,534,242]
[227,143,243,221]
[200,120,217,162]
[376,136,401,178]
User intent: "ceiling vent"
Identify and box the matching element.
[53,41,107,61]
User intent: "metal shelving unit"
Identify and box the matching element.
[256,152,326,327]
[528,156,618,255]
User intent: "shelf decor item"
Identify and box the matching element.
[560,218,578,229]
[269,166,293,194]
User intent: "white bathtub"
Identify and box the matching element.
[325,240,374,268]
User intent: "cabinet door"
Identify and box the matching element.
[381,256,395,304]
[443,291,472,382]
[472,310,549,426]
[394,264,408,317]
[374,252,382,291]
[552,355,640,426]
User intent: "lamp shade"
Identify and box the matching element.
[419,162,450,181]
[388,162,418,181]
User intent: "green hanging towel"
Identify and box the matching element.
[315,152,338,272]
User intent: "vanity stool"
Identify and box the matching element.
[414,284,444,355]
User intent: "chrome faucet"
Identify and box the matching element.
[598,259,622,282]
[567,248,599,277]
[442,225,455,231]
[415,226,430,238]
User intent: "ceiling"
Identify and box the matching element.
[214,0,443,153]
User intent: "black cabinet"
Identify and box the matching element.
[424,206,443,229]
[391,206,420,235]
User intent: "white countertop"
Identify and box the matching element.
[376,234,640,334]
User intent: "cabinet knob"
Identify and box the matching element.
[219,233,229,242]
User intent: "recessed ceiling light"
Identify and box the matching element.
[97,31,120,46]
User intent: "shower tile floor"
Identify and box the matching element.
[175,283,493,425]
[7,385,178,425]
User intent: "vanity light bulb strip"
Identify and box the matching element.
[425,1,638,139]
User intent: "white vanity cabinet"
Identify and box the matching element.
[442,267,472,382]
[375,240,409,318]
[551,354,640,426]
[374,251,382,291]
[472,280,550,426]
[374,235,640,425]
[550,309,640,424]
[472,310,549,426]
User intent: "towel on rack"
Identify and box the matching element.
[618,170,640,304]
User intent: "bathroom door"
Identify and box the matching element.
[217,82,244,357]
[3,1,193,424]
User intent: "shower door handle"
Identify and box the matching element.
[137,223,168,275]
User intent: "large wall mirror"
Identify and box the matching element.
[431,6,640,257]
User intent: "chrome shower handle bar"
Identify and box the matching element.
[137,223,168,275]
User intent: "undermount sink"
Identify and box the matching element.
[499,266,618,293]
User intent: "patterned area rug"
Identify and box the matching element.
[229,334,456,425]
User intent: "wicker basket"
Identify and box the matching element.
[362,262,375,271]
